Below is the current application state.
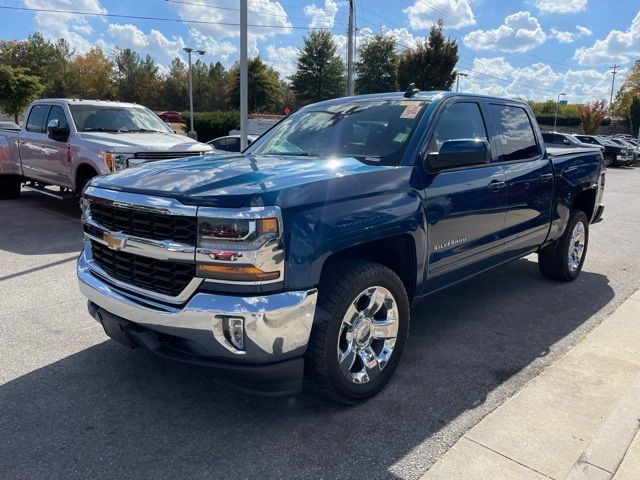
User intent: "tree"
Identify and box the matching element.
[291,30,345,104]
[612,60,640,120]
[578,100,608,134]
[228,57,281,113]
[208,61,228,110]
[0,65,43,123]
[397,20,458,91]
[113,49,162,108]
[68,48,115,99]
[630,97,640,137]
[163,57,189,111]
[355,32,398,94]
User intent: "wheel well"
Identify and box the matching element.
[321,234,417,301]
[75,164,98,192]
[572,188,596,220]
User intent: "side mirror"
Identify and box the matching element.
[425,139,491,171]
[47,119,69,142]
[563,139,570,145]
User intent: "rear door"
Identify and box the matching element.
[423,100,507,290]
[19,104,51,182]
[490,103,553,258]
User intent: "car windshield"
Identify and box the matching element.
[245,99,429,166]
[69,105,172,133]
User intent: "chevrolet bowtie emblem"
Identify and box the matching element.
[103,232,127,251]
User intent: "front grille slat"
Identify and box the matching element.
[135,151,202,160]
[89,202,197,245]
[90,241,195,297]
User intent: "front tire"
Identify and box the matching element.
[538,209,589,282]
[0,175,21,200]
[306,260,410,404]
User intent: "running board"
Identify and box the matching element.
[23,184,76,200]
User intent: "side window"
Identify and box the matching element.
[46,106,69,130]
[26,105,49,133]
[226,137,241,152]
[490,105,539,161]
[427,102,488,153]
[213,138,228,150]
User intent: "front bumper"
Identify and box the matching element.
[77,249,318,395]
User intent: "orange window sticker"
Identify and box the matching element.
[400,105,421,119]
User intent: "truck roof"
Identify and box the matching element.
[31,99,142,108]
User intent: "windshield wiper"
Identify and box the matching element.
[121,128,166,133]
[269,151,317,156]
[82,127,122,133]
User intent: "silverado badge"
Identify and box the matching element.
[103,232,127,251]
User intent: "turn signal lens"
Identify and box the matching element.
[259,218,279,235]
[196,264,280,282]
[104,153,114,171]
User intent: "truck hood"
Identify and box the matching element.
[90,154,396,208]
[78,131,211,152]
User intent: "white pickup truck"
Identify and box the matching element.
[0,99,212,200]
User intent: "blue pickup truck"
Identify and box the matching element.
[77,91,605,403]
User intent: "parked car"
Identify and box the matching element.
[77,91,605,404]
[0,99,212,200]
[0,121,20,130]
[156,111,183,123]
[573,134,632,166]
[207,134,258,153]
[542,132,604,151]
[608,137,639,163]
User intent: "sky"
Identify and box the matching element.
[0,0,639,103]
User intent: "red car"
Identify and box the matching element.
[156,111,182,123]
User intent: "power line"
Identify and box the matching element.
[0,5,340,31]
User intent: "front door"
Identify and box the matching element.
[422,101,507,293]
[40,105,72,188]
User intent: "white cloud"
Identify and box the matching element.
[188,28,237,62]
[534,0,587,14]
[561,68,618,100]
[464,11,546,53]
[573,11,640,65]
[264,45,299,78]
[167,0,292,41]
[304,0,338,29]
[23,0,106,53]
[549,24,593,43]
[403,0,476,31]
[108,24,187,61]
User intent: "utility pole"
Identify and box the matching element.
[456,72,468,92]
[609,64,619,107]
[346,0,354,96]
[554,92,566,131]
[183,47,205,140]
[240,0,248,150]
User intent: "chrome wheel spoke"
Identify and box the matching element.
[338,341,357,377]
[362,287,385,317]
[359,347,381,379]
[372,318,396,340]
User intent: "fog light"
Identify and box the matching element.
[223,316,244,351]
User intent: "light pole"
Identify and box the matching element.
[345,0,355,96]
[183,47,205,140]
[553,92,566,131]
[240,0,248,150]
[456,72,468,92]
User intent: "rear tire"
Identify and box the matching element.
[538,210,589,282]
[0,175,21,200]
[306,259,410,404]
[604,154,615,167]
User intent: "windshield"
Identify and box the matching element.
[245,99,429,166]
[69,105,172,133]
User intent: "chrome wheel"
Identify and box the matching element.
[337,286,399,384]
[568,221,586,272]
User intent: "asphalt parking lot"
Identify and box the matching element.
[1,167,639,480]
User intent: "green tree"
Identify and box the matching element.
[355,32,398,94]
[227,57,281,113]
[630,97,640,137]
[162,57,189,111]
[0,65,44,123]
[67,47,115,99]
[397,20,458,91]
[208,61,228,110]
[113,49,162,108]
[291,30,345,104]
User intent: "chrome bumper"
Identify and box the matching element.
[77,248,317,363]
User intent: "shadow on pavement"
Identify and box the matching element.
[0,191,82,256]
[0,259,614,480]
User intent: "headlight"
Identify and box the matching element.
[101,152,133,172]
[196,207,284,284]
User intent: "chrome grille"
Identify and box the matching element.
[135,151,204,160]
[90,241,195,297]
[89,201,197,245]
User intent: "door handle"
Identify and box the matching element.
[540,173,553,182]
[488,180,506,191]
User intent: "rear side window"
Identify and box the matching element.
[491,105,539,161]
[26,105,49,133]
[46,106,69,130]
[427,102,488,153]
[226,137,241,152]
[213,138,228,150]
